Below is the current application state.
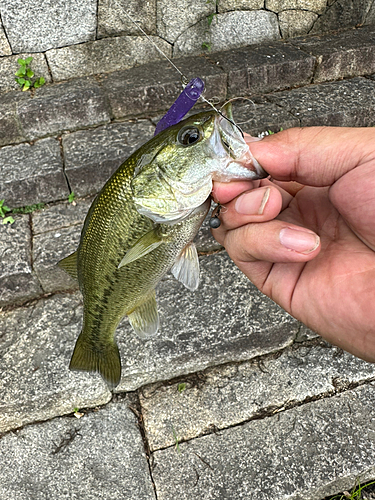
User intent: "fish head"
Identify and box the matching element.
[131,103,268,223]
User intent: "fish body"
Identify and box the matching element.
[59,106,267,387]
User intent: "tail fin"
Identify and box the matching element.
[69,331,121,389]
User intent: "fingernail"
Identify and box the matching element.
[279,227,320,254]
[235,187,270,215]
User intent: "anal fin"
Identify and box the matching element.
[128,292,160,339]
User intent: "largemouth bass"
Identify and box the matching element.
[59,104,267,388]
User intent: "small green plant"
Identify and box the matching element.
[15,57,46,91]
[329,480,375,500]
[177,383,186,393]
[202,1,218,52]
[267,127,284,135]
[172,426,181,454]
[207,13,216,26]
[0,200,14,225]
[0,199,10,218]
[2,215,15,225]
[12,203,45,214]
[68,192,76,203]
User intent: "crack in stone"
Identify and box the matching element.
[0,288,77,314]
[57,135,73,196]
[124,392,159,499]
[0,397,107,441]
[275,13,283,38]
[43,52,54,83]
[0,12,13,54]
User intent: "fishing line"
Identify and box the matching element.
[112,1,245,135]
[220,97,256,126]
[112,0,189,84]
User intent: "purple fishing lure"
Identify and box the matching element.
[154,77,205,136]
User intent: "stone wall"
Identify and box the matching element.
[0,0,375,85]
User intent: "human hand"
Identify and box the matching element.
[212,127,375,362]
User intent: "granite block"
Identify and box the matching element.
[102,55,226,119]
[0,215,42,306]
[279,10,318,38]
[174,10,280,57]
[267,77,375,127]
[0,91,27,146]
[46,36,172,81]
[157,0,213,42]
[152,383,375,500]
[0,0,97,53]
[210,41,315,97]
[230,98,299,136]
[98,0,156,37]
[311,0,373,33]
[140,342,375,450]
[17,79,111,141]
[0,138,69,207]
[291,25,375,83]
[0,399,155,500]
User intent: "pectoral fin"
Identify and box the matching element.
[171,242,200,291]
[128,292,160,338]
[118,229,163,268]
[58,250,78,280]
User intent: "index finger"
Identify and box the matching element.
[247,126,375,186]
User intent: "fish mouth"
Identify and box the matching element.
[211,113,268,180]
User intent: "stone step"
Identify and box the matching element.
[139,341,375,451]
[0,25,375,137]
[151,382,375,500]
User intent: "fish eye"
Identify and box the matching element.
[177,127,201,146]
